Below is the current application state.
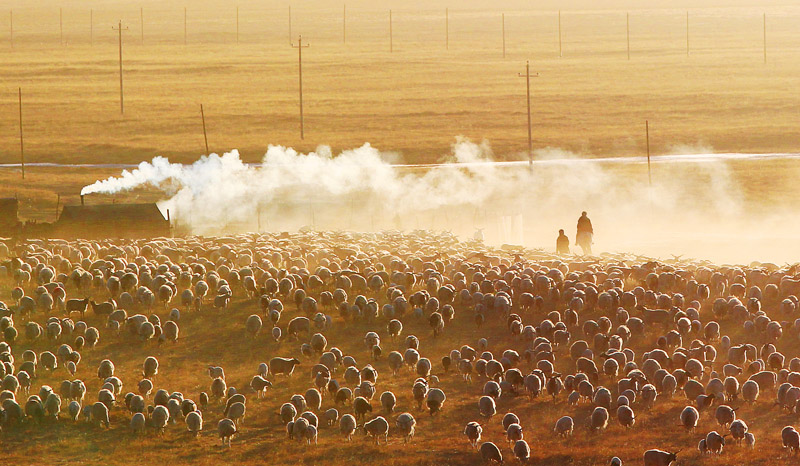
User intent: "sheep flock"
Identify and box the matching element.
[1,230,800,465]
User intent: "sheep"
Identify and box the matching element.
[353,396,372,420]
[250,375,272,398]
[609,457,622,466]
[426,388,446,415]
[67,400,81,421]
[97,359,115,379]
[130,412,146,434]
[340,414,357,441]
[380,391,396,413]
[714,405,736,428]
[741,380,759,404]
[744,432,755,449]
[280,402,298,423]
[729,419,748,445]
[152,405,170,434]
[143,356,159,380]
[705,430,725,455]
[506,423,524,443]
[396,412,416,443]
[245,314,262,338]
[479,396,496,419]
[363,416,389,445]
[513,439,531,463]
[323,408,339,426]
[617,405,635,428]
[554,415,574,438]
[479,441,503,464]
[211,377,227,400]
[226,401,246,426]
[642,449,679,466]
[90,401,110,428]
[464,421,483,447]
[269,357,301,377]
[218,418,238,447]
[679,406,699,431]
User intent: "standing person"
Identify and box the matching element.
[556,229,570,255]
[576,211,593,255]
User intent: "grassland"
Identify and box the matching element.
[1,2,800,169]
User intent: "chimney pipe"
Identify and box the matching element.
[81,194,84,206]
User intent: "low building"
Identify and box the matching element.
[55,203,170,239]
[0,198,19,228]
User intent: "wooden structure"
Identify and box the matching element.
[55,203,169,239]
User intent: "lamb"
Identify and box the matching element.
[323,408,339,426]
[479,441,503,463]
[363,416,389,445]
[269,357,301,377]
[642,449,679,466]
[339,414,357,440]
[396,412,416,443]
[218,418,238,447]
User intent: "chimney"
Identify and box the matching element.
[80,194,84,206]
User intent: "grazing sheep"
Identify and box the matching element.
[218,418,238,447]
[642,449,679,466]
[680,406,699,431]
[380,391,396,413]
[323,408,339,426]
[269,357,301,377]
[250,375,272,398]
[90,401,110,428]
[363,416,389,445]
[617,405,635,428]
[513,439,531,462]
[396,412,416,443]
[705,430,725,455]
[151,405,170,435]
[479,441,503,464]
[130,412,146,434]
[340,414,357,441]
[554,416,574,438]
[479,396,496,419]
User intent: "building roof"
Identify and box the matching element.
[58,203,167,223]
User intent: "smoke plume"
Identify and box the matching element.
[80,138,800,264]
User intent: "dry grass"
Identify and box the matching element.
[1,2,800,166]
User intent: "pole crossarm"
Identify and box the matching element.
[291,35,310,139]
[112,20,129,115]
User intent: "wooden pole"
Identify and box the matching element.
[291,35,310,139]
[626,12,630,60]
[389,9,393,53]
[113,20,128,115]
[445,8,449,50]
[200,104,209,154]
[518,61,539,165]
[558,10,562,57]
[18,87,24,180]
[763,13,767,64]
[56,194,60,221]
[686,11,689,56]
[646,120,652,187]
[502,13,505,58]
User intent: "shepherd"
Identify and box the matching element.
[576,211,593,255]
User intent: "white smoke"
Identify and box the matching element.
[80,138,800,264]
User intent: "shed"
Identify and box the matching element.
[0,198,19,228]
[55,203,170,239]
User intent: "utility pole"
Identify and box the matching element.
[291,35,310,140]
[646,120,652,187]
[686,11,689,56]
[200,104,209,154]
[18,87,24,180]
[389,9,393,53]
[445,8,449,50]
[112,20,128,115]
[502,13,505,58]
[518,61,538,165]
[626,12,630,60]
[558,10,562,57]
[763,13,767,64]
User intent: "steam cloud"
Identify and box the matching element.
[80,138,800,264]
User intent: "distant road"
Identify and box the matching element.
[2,152,800,170]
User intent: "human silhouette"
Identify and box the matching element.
[556,229,570,255]
[576,211,593,255]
